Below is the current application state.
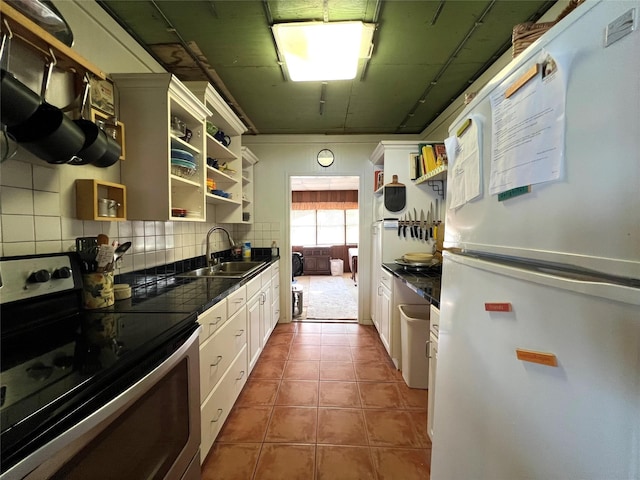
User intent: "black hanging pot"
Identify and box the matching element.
[0,69,41,127]
[68,79,108,165]
[7,60,85,164]
[92,135,121,168]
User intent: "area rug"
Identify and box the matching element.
[306,275,358,319]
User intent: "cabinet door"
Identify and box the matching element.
[247,293,261,373]
[260,280,272,346]
[304,256,318,274]
[380,284,392,354]
[427,331,438,441]
[316,256,330,274]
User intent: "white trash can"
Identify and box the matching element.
[330,258,344,276]
[398,304,430,389]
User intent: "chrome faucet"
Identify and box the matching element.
[205,226,235,266]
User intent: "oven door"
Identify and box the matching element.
[3,328,201,480]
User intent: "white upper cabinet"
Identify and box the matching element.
[113,73,211,221]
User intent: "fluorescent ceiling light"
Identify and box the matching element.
[272,21,375,82]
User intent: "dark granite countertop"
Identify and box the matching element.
[382,262,441,309]
[112,256,280,316]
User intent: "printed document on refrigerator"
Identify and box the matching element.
[489,50,568,196]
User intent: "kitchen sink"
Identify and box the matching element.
[178,261,265,279]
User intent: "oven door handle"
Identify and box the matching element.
[5,327,201,480]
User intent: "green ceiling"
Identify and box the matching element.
[99,0,554,135]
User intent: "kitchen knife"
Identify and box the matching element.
[397,216,402,237]
[426,210,432,239]
[402,214,408,238]
[413,208,419,238]
[429,202,435,239]
[434,199,439,239]
[420,209,425,240]
[408,211,414,238]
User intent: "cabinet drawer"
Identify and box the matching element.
[200,344,248,462]
[271,261,280,278]
[227,285,246,317]
[199,307,247,403]
[198,300,227,344]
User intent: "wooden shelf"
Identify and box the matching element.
[76,179,126,221]
[206,193,241,206]
[91,109,126,160]
[0,1,105,79]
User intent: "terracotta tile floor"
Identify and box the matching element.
[202,321,431,480]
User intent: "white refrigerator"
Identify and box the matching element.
[432,1,640,479]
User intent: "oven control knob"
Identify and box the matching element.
[53,267,72,279]
[28,269,51,283]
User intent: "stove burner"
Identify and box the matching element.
[52,355,74,370]
[26,362,53,381]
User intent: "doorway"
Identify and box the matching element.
[290,176,359,322]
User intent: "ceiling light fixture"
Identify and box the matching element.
[272,21,375,82]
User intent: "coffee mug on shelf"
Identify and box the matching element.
[214,130,231,147]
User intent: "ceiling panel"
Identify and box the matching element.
[99,0,556,135]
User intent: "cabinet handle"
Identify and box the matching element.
[209,316,222,326]
[211,408,223,423]
[236,370,245,381]
[210,355,223,367]
[235,329,245,337]
[233,298,244,304]
[425,341,430,359]
[377,286,382,296]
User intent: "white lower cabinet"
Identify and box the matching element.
[260,271,272,346]
[271,263,280,329]
[378,268,393,356]
[247,277,262,373]
[198,264,282,463]
[200,344,247,461]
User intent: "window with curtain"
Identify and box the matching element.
[291,209,359,245]
[291,190,359,246]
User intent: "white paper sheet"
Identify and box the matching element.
[489,50,568,195]
[446,115,482,210]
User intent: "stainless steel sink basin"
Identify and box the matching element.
[178,261,265,278]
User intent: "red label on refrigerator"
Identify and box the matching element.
[484,302,512,312]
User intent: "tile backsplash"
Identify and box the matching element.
[0,160,281,272]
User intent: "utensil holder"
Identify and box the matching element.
[82,272,114,309]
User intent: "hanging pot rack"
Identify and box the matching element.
[0,1,105,80]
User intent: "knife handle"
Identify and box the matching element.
[403,224,407,237]
[419,228,423,240]
[398,222,402,236]
[409,225,414,238]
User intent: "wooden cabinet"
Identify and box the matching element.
[75,179,126,221]
[271,261,280,329]
[302,247,331,275]
[113,73,210,221]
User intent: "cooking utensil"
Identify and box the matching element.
[113,241,131,264]
[414,208,419,239]
[430,202,435,239]
[70,76,109,165]
[397,216,402,237]
[383,175,406,212]
[8,57,85,164]
[420,210,426,240]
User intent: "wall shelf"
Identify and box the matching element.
[0,1,105,79]
[75,179,126,221]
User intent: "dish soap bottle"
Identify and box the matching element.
[243,242,251,259]
[271,241,278,257]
